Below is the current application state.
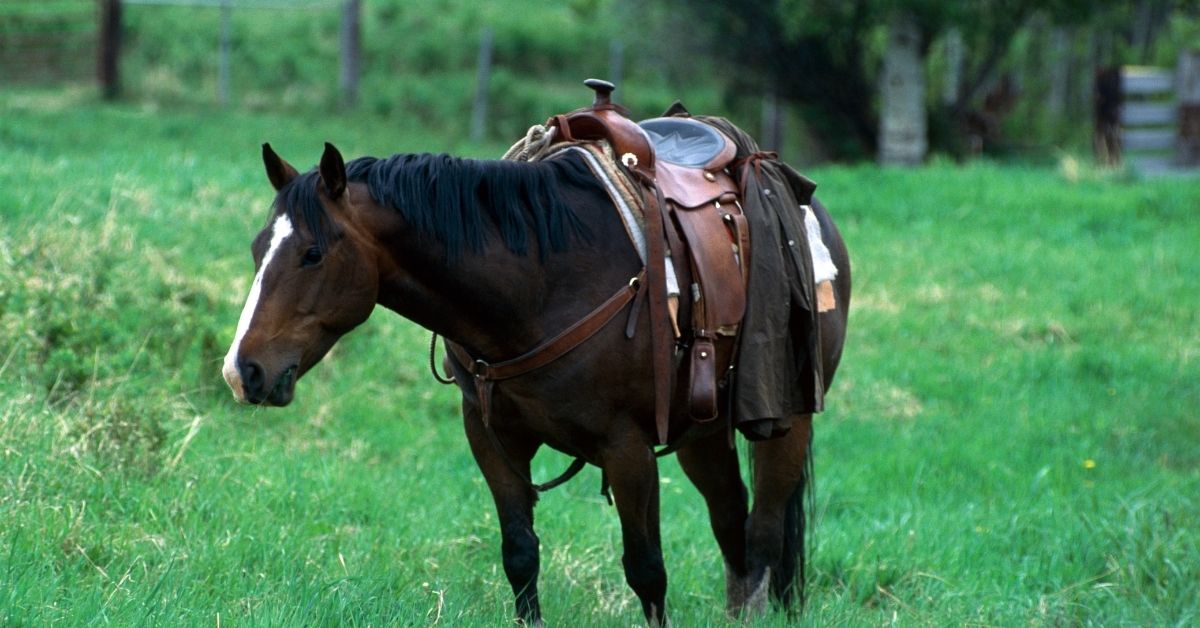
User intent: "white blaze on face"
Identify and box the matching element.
[222,214,295,401]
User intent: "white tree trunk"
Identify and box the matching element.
[879,10,927,166]
[1047,27,1069,116]
[941,28,963,107]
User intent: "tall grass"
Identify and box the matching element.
[1,90,1198,625]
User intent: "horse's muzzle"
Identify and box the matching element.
[227,359,297,406]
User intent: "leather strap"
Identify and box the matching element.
[448,270,644,393]
[630,168,674,445]
[552,114,575,141]
[445,270,645,495]
[479,421,587,494]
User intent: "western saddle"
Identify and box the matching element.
[546,79,749,444]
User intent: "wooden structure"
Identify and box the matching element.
[1117,51,1200,173]
[99,0,121,99]
[1178,50,1200,166]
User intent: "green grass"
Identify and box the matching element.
[2,88,1199,626]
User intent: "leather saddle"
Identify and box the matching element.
[546,80,749,430]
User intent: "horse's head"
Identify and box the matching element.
[222,143,378,405]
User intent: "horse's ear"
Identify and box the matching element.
[262,143,299,191]
[319,142,346,200]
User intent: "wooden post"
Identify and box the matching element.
[217,0,232,106]
[760,91,783,152]
[339,0,361,109]
[470,27,494,143]
[608,39,624,93]
[1177,50,1200,166]
[98,0,122,100]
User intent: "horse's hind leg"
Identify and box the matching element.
[604,440,668,626]
[462,408,543,625]
[746,414,813,614]
[675,429,753,616]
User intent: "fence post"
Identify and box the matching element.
[470,27,494,143]
[1178,49,1200,166]
[760,91,783,152]
[98,0,122,100]
[608,39,624,92]
[217,0,232,106]
[339,0,361,109]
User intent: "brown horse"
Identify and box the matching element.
[222,141,850,624]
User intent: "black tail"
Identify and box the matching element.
[771,430,813,609]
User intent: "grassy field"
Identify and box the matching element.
[2,88,1198,626]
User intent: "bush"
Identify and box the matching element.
[0,212,227,403]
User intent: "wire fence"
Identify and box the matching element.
[0,0,348,99]
[120,0,335,9]
[0,1,95,84]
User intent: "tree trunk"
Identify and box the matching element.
[1047,27,1069,116]
[942,28,962,107]
[1131,0,1169,64]
[878,10,927,166]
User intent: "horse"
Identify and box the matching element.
[221,140,850,625]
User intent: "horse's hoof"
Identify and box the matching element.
[725,565,770,619]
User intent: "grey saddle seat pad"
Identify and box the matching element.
[639,117,728,168]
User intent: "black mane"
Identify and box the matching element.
[274,152,596,260]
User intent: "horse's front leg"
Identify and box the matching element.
[604,439,668,626]
[463,406,543,625]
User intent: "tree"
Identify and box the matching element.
[677,0,955,160]
[677,0,1181,160]
[878,8,928,165]
[678,0,880,159]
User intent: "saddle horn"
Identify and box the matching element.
[584,78,615,108]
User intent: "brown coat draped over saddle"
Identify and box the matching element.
[690,114,826,440]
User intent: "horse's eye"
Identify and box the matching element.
[301,246,323,268]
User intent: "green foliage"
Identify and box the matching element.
[2,91,1199,625]
[113,0,645,139]
[1,214,226,400]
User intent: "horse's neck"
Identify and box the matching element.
[366,209,557,360]
[367,172,638,361]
